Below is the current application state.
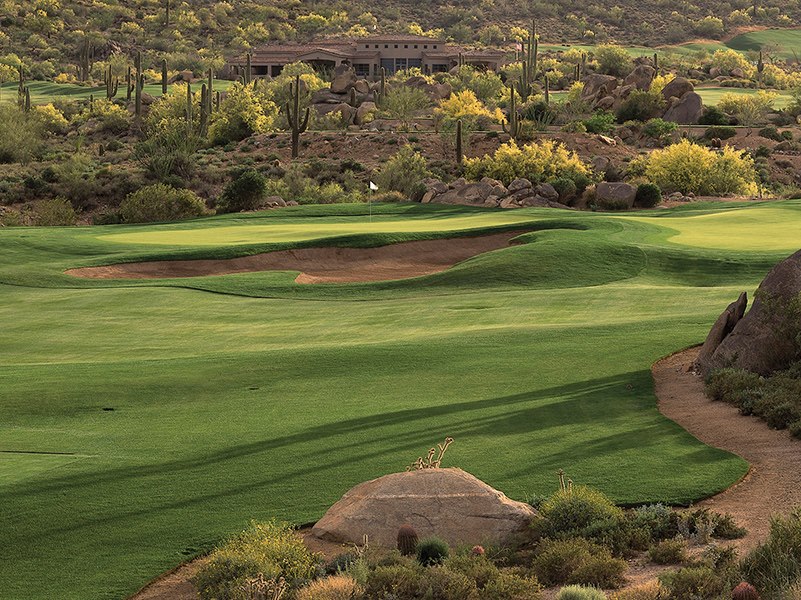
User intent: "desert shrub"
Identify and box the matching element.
[659,566,727,600]
[640,139,758,196]
[210,82,279,145]
[760,126,785,142]
[608,581,666,600]
[436,89,502,130]
[595,45,632,77]
[324,553,356,575]
[134,127,200,182]
[648,538,687,564]
[34,197,77,226]
[710,49,755,78]
[642,118,677,140]
[464,140,591,187]
[634,183,662,208]
[416,566,478,599]
[417,537,450,566]
[630,504,674,541]
[699,106,730,126]
[443,553,499,588]
[295,575,364,600]
[375,145,429,197]
[706,368,763,414]
[195,520,316,600]
[0,104,46,164]
[365,563,425,599]
[569,553,626,588]
[371,191,407,203]
[33,103,68,133]
[595,196,630,211]
[583,111,616,134]
[703,125,737,140]
[538,486,624,536]
[551,177,578,204]
[718,91,778,127]
[381,85,432,126]
[80,98,130,134]
[119,184,207,223]
[218,169,267,213]
[741,509,801,596]
[481,569,542,600]
[616,90,665,123]
[532,538,596,586]
[555,584,607,600]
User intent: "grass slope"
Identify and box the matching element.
[0,80,235,105]
[2,200,800,599]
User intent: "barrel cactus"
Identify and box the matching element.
[397,524,418,556]
[732,582,759,600]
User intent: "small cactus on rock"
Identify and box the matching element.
[397,524,418,556]
[732,582,759,600]
[471,545,485,556]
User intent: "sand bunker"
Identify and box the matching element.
[66,230,524,284]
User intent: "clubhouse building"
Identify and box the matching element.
[244,34,506,78]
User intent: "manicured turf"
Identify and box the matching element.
[2,200,799,599]
[0,79,235,105]
[695,85,792,108]
[727,29,801,62]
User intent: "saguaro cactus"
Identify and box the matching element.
[757,50,765,87]
[286,74,310,159]
[544,75,550,105]
[502,85,522,140]
[134,51,143,119]
[373,67,387,107]
[161,59,168,95]
[78,38,94,82]
[126,66,133,100]
[244,52,252,86]
[455,118,463,166]
[105,64,118,99]
[207,68,214,114]
[165,0,171,26]
[199,83,209,138]
[185,81,193,132]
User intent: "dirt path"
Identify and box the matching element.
[654,346,801,552]
[67,231,524,284]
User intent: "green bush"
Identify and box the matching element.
[742,510,801,596]
[759,126,784,142]
[365,563,424,598]
[583,112,616,134]
[630,504,674,541]
[34,197,77,226]
[595,196,630,211]
[375,145,430,197]
[416,566,478,600]
[706,369,763,404]
[648,538,687,564]
[639,139,758,196]
[539,486,625,536]
[555,584,607,600]
[658,566,726,600]
[464,140,592,187]
[551,177,578,204]
[642,118,677,139]
[616,91,665,123]
[0,104,46,164]
[595,45,633,77]
[634,183,662,208]
[531,538,623,588]
[218,169,267,213]
[569,553,626,588]
[119,184,207,223]
[703,125,737,140]
[417,537,450,566]
[699,106,730,126]
[481,569,542,600]
[442,553,499,588]
[195,520,317,600]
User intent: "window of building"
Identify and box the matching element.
[384,44,388,48]
[394,44,398,48]
[414,45,418,49]
[404,45,408,48]
[432,63,449,73]
[433,45,438,49]
[354,63,370,77]
[375,45,379,48]
[424,45,428,49]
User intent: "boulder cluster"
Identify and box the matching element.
[417,177,572,209]
[311,64,452,127]
[581,63,703,125]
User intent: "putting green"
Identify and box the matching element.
[0,201,796,600]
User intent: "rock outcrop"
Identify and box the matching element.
[595,182,637,209]
[661,77,702,124]
[419,177,572,210]
[312,468,538,547]
[696,249,801,375]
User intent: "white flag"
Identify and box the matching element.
[369,181,378,191]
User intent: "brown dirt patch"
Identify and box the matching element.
[67,230,524,284]
[654,346,801,553]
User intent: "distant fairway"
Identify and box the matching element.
[3,200,800,599]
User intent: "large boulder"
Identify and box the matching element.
[660,77,694,101]
[581,74,618,104]
[596,182,637,209]
[695,292,748,368]
[331,64,357,94]
[312,468,538,547]
[624,64,656,91]
[663,91,703,124]
[696,250,801,375]
[355,101,377,126]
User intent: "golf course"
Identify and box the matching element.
[2,200,800,599]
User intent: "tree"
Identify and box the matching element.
[380,86,431,129]
[595,45,632,77]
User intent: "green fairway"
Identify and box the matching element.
[2,200,799,599]
[695,85,792,108]
[727,29,801,61]
[0,79,235,105]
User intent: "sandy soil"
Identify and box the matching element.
[654,346,801,553]
[130,346,801,599]
[67,230,524,283]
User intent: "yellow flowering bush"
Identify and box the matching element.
[710,49,755,78]
[464,139,592,186]
[717,91,777,126]
[209,82,279,144]
[642,139,758,196]
[435,89,503,130]
[33,103,68,133]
